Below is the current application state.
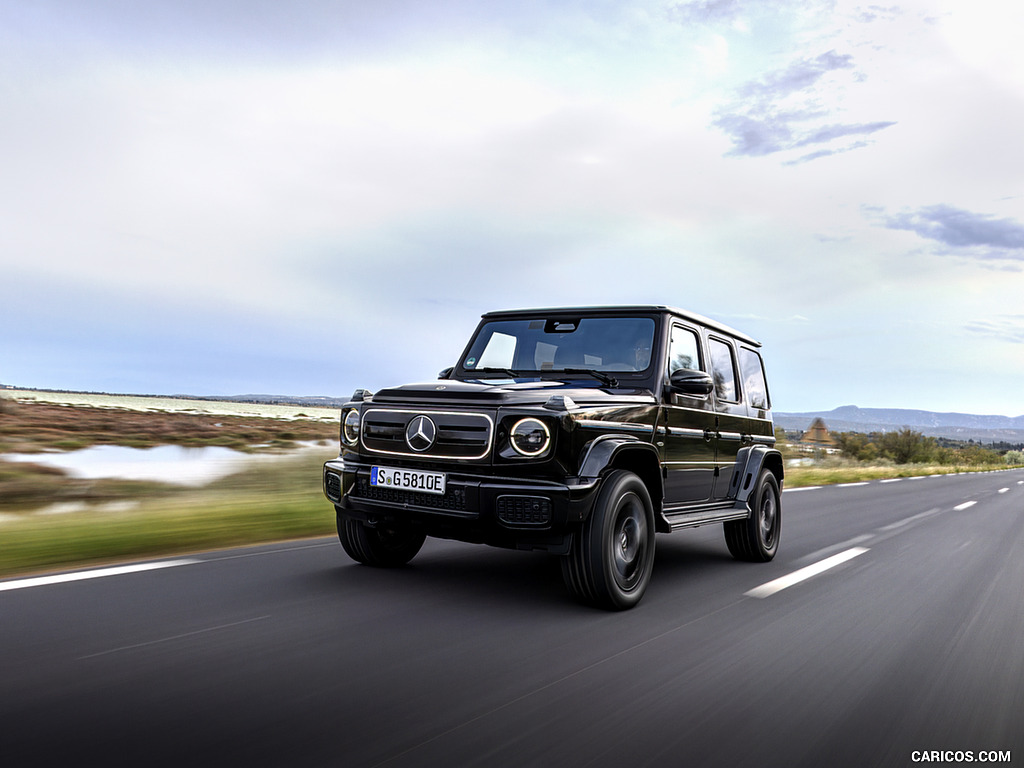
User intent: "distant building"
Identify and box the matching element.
[800,417,836,447]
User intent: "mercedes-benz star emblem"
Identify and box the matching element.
[405,415,437,452]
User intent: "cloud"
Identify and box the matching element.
[712,50,895,160]
[737,50,855,98]
[964,316,1024,344]
[879,205,1024,252]
[669,0,829,27]
[669,0,745,24]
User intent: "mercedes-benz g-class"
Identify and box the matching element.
[323,305,782,610]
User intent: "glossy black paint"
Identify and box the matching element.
[324,305,782,555]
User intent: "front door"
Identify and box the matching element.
[661,324,718,507]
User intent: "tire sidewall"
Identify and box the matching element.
[588,470,656,609]
[753,470,781,560]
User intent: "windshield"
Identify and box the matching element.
[460,316,657,378]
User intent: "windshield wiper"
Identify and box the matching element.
[469,367,527,378]
[545,368,619,388]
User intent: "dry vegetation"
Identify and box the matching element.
[0,398,337,453]
[0,398,339,514]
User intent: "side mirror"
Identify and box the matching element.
[438,366,454,380]
[668,368,714,396]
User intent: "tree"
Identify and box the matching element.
[877,428,935,464]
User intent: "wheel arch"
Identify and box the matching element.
[730,445,785,508]
[578,435,664,528]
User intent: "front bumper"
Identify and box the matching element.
[323,458,599,554]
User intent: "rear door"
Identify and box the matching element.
[706,335,747,500]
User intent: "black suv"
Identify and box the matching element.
[323,305,782,610]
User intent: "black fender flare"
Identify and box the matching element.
[727,444,785,510]
[577,434,664,511]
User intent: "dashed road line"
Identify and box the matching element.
[878,507,941,532]
[801,535,874,564]
[745,547,870,599]
[953,501,977,511]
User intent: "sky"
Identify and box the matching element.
[2,0,1023,416]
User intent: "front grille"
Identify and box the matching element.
[353,476,469,512]
[361,409,493,460]
[496,495,552,527]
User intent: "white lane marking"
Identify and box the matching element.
[745,547,870,599]
[879,507,941,532]
[801,535,874,564]
[998,488,1009,494]
[78,615,271,660]
[880,478,902,484]
[0,559,198,593]
[837,482,870,488]
[954,501,977,511]
[783,486,821,493]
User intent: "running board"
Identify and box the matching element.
[662,503,749,531]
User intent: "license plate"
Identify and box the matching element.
[371,466,446,495]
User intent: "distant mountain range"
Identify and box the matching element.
[775,405,1024,444]
[6,384,1022,445]
[226,398,1024,444]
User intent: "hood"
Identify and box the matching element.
[369,379,655,407]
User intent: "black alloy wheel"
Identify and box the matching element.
[562,470,656,610]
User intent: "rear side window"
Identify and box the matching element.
[738,347,770,410]
[708,338,738,402]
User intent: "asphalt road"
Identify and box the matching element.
[2,469,1023,768]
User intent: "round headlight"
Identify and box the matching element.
[342,409,361,445]
[510,418,551,457]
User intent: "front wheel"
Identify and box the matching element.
[562,470,656,610]
[337,511,426,567]
[724,469,781,562]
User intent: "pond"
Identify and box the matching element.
[0,444,321,486]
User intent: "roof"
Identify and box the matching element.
[480,305,761,346]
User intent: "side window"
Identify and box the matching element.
[667,326,701,375]
[708,338,738,402]
[738,347,770,410]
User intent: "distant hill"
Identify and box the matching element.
[190,393,349,408]
[1,385,349,410]
[775,405,1024,444]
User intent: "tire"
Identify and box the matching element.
[724,469,780,562]
[562,470,656,610]
[336,510,426,567]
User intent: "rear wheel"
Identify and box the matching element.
[337,511,425,567]
[724,469,780,562]
[562,470,655,610]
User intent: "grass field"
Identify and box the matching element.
[0,393,1016,578]
[1,394,340,576]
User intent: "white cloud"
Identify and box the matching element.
[2,0,1024,414]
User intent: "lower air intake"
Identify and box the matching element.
[325,472,342,502]
[496,495,552,527]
